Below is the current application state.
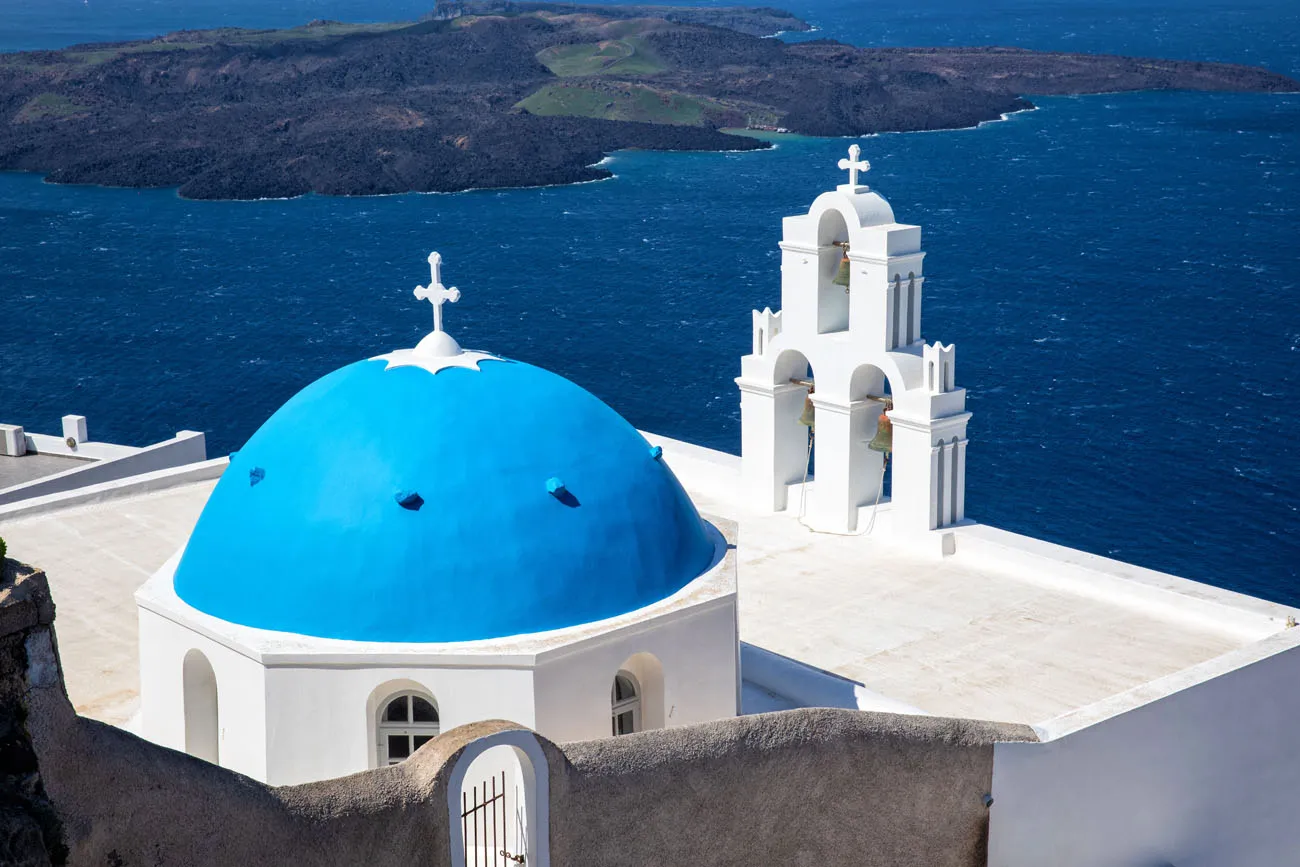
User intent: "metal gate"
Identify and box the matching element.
[461,771,524,866]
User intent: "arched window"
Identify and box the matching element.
[611,671,641,736]
[377,691,440,765]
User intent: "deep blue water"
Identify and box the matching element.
[1,0,1298,603]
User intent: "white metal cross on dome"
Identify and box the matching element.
[413,251,461,334]
[838,144,870,187]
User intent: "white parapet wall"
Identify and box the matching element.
[0,430,208,506]
[988,628,1300,866]
[739,642,928,716]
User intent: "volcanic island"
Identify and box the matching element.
[0,1,1295,199]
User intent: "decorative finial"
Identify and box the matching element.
[838,144,870,189]
[414,252,461,336]
[372,251,501,373]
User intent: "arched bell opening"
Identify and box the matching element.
[849,364,895,514]
[773,349,816,508]
[815,209,851,334]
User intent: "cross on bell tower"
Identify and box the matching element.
[837,144,871,191]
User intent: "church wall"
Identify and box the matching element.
[532,595,738,742]
[988,631,1300,867]
[137,606,268,781]
[261,663,536,786]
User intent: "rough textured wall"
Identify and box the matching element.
[0,558,65,866]
[0,557,483,867]
[551,709,1035,867]
[0,559,1037,867]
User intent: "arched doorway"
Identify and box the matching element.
[376,690,441,765]
[182,648,219,763]
[450,731,551,867]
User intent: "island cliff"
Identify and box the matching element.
[0,2,1294,200]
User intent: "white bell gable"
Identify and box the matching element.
[736,146,971,540]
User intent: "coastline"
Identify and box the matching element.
[9,91,1284,202]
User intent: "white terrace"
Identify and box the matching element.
[1,443,1291,734]
[647,432,1294,731]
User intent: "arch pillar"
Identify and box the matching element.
[805,395,881,533]
[888,411,971,534]
[737,378,811,511]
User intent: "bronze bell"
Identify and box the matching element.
[867,411,892,454]
[798,396,816,429]
[832,250,851,288]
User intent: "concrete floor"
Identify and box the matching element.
[732,509,1242,723]
[0,453,90,489]
[648,434,1261,727]
[0,480,216,725]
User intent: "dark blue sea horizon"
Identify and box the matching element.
[2,0,1298,603]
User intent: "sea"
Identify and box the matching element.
[1,0,1298,603]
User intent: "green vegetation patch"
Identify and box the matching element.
[519,81,784,130]
[536,38,665,77]
[14,93,90,123]
[226,20,409,44]
[518,81,712,125]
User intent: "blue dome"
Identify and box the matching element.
[173,356,716,642]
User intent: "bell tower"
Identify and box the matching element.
[736,146,971,543]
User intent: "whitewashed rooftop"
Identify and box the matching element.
[645,433,1297,729]
[0,468,220,725]
[0,440,1295,732]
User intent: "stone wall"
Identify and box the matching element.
[0,560,1036,867]
[0,558,65,866]
[552,709,1031,867]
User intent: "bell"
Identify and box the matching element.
[798,396,816,429]
[867,411,892,454]
[832,251,851,288]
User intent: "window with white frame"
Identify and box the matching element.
[378,692,440,765]
[611,671,641,736]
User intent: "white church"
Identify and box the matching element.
[134,248,739,781]
[131,143,977,784]
[4,145,1298,866]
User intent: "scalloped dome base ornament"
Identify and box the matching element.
[372,250,502,374]
[373,345,502,375]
